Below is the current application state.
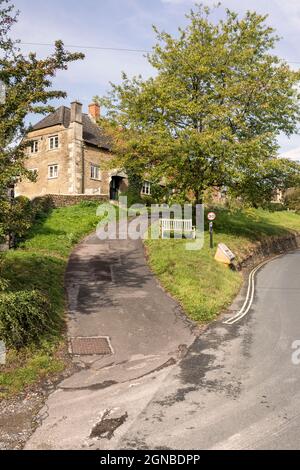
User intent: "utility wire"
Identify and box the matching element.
[17,41,300,64]
[19,41,151,54]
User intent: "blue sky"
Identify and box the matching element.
[12,0,300,153]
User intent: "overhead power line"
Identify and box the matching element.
[19,41,151,54]
[17,41,300,64]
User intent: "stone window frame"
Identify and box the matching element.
[48,164,59,179]
[28,168,38,177]
[30,140,39,154]
[48,135,59,151]
[90,163,101,181]
[141,181,151,195]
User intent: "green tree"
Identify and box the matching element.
[284,187,300,212]
[0,0,84,238]
[228,157,300,207]
[98,3,300,205]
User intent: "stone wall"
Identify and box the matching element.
[236,233,300,270]
[83,146,111,196]
[33,194,108,208]
[15,125,71,199]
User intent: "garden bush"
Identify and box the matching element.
[79,200,100,208]
[31,195,54,219]
[284,188,300,212]
[0,290,53,349]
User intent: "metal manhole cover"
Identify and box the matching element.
[69,336,113,356]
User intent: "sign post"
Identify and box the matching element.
[209,221,213,249]
[207,212,216,249]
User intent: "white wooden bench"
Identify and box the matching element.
[160,218,196,239]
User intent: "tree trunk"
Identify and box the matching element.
[194,189,203,205]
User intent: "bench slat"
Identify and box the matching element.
[160,219,193,230]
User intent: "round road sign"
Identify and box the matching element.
[207,212,216,221]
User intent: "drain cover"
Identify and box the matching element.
[69,336,113,356]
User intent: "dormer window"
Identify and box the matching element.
[30,140,39,154]
[49,135,59,150]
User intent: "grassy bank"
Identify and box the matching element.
[145,208,300,323]
[0,202,107,398]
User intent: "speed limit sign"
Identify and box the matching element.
[207,212,216,221]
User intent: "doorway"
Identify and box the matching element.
[110,176,124,201]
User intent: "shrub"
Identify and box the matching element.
[0,196,54,247]
[141,195,156,207]
[31,196,54,219]
[284,188,300,212]
[6,196,34,239]
[0,276,9,292]
[149,184,169,204]
[0,290,53,349]
[119,190,143,207]
[79,200,99,208]
[262,202,286,212]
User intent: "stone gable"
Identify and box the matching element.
[16,101,128,200]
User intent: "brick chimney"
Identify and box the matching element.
[88,102,100,122]
[70,101,82,123]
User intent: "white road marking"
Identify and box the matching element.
[224,256,281,325]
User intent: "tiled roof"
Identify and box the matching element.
[32,106,112,150]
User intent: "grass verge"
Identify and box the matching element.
[0,202,109,398]
[145,208,300,323]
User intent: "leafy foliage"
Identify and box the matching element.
[0,195,54,245]
[0,290,52,349]
[3,196,33,239]
[98,3,300,205]
[284,187,300,212]
[119,171,143,206]
[0,0,84,236]
[228,157,300,207]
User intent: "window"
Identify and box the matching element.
[28,168,38,177]
[141,181,151,195]
[48,164,58,179]
[49,135,59,150]
[90,164,100,180]
[30,140,39,153]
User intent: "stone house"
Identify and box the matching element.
[16,101,129,201]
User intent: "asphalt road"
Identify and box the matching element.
[26,247,300,450]
[109,249,300,450]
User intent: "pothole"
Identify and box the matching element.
[90,410,128,440]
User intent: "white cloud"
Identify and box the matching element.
[280,147,300,162]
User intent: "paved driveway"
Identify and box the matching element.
[25,219,195,449]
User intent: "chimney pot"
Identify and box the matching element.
[88,102,100,121]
